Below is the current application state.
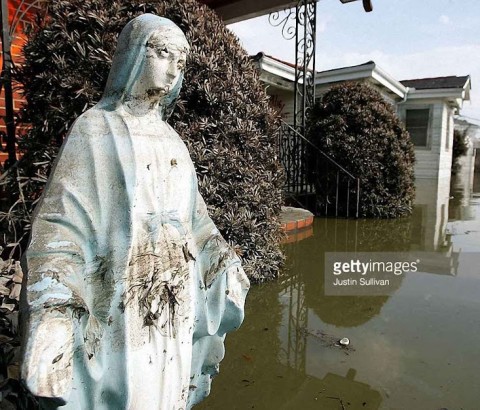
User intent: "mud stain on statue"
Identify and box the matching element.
[82,254,116,357]
[86,255,116,322]
[125,225,193,338]
[202,234,236,288]
[182,243,196,263]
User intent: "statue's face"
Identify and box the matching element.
[141,27,188,97]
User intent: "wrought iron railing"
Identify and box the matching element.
[278,120,361,218]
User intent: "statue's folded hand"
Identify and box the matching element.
[217,264,249,335]
[225,264,249,309]
[22,309,74,400]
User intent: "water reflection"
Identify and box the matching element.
[197,171,480,409]
[285,223,396,328]
[449,171,479,222]
[414,177,451,251]
[280,369,382,409]
[197,283,384,409]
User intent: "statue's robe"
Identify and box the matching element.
[21,106,249,409]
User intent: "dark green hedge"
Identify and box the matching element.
[452,129,469,174]
[8,0,285,282]
[306,82,415,218]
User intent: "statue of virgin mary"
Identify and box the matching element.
[21,14,249,409]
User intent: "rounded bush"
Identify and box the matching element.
[11,0,285,281]
[306,82,415,218]
[452,129,468,174]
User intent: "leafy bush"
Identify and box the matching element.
[5,0,285,282]
[452,129,469,174]
[306,82,415,218]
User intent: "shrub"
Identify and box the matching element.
[306,82,415,218]
[452,129,469,174]
[5,0,285,282]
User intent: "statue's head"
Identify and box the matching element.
[143,26,189,98]
[100,14,190,118]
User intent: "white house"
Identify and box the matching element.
[252,53,472,180]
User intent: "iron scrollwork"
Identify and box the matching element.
[268,1,317,132]
[268,7,297,40]
[293,0,316,132]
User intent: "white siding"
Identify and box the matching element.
[266,87,295,125]
[399,101,453,179]
[438,105,454,179]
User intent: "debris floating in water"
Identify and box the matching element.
[339,337,350,347]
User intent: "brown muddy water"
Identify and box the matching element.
[197,172,480,410]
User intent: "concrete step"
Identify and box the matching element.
[280,206,314,232]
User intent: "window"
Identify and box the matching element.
[406,109,430,147]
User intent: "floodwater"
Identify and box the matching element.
[197,170,480,409]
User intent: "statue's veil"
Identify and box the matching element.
[98,13,185,120]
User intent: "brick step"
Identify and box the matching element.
[280,206,314,232]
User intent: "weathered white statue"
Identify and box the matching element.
[21,14,249,409]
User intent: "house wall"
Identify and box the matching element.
[398,100,453,179]
[265,86,295,125]
[439,105,454,179]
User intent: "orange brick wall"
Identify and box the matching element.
[0,0,45,166]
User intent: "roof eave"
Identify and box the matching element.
[315,63,407,98]
[315,63,375,85]
[371,66,408,98]
[255,54,297,82]
[407,88,469,109]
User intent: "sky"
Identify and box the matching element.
[227,0,480,125]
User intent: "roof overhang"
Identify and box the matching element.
[256,56,409,99]
[407,82,471,109]
[254,54,296,83]
[256,54,471,111]
[199,0,366,24]
[315,62,408,99]
[207,0,298,24]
